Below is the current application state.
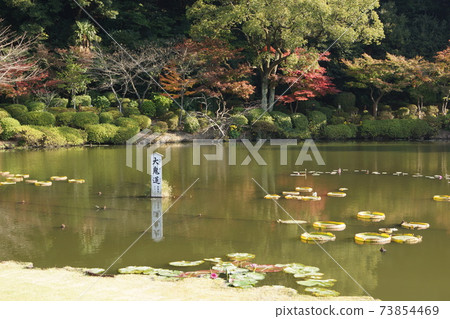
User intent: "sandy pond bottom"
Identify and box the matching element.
[0,261,373,301]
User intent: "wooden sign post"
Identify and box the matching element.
[151,152,163,198]
[150,152,163,241]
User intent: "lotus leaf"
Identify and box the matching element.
[297,279,336,287]
[118,266,154,274]
[169,260,204,267]
[305,287,340,297]
[85,268,105,276]
[226,252,256,261]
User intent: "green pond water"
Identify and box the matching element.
[0,142,449,300]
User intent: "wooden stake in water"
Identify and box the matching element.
[151,152,163,198]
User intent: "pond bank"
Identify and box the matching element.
[0,261,374,301]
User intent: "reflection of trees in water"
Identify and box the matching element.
[79,217,107,255]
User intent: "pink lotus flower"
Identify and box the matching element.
[210,273,218,279]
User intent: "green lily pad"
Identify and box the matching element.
[169,260,205,267]
[282,263,306,274]
[297,279,336,287]
[227,252,256,261]
[154,268,184,277]
[231,272,265,281]
[293,272,324,279]
[231,279,257,288]
[245,264,284,273]
[183,270,219,278]
[118,266,154,274]
[204,257,222,263]
[85,268,105,276]
[305,287,340,297]
[212,262,238,273]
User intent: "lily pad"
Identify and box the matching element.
[283,263,306,274]
[227,252,256,261]
[154,268,184,277]
[401,221,430,230]
[204,257,222,263]
[297,279,336,287]
[212,262,238,273]
[391,234,422,244]
[301,232,336,243]
[183,270,219,278]
[231,272,265,281]
[230,279,257,288]
[169,260,204,267]
[305,287,340,297]
[85,268,105,276]
[118,266,154,274]
[245,264,284,273]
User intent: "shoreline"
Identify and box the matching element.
[0,261,374,301]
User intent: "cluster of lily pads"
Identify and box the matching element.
[84,252,340,297]
[0,170,85,187]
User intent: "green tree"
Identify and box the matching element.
[187,0,384,111]
[57,56,91,109]
[74,20,101,50]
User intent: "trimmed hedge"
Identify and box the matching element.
[130,115,151,129]
[291,113,309,130]
[270,111,292,130]
[23,111,56,126]
[139,100,156,117]
[114,117,139,128]
[322,124,355,140]
[183,116,200,133]
[99,112,115,124]
[0,117,21,139]
[360,119,433,139]
[230,114,248,126]
[26,101,46,112]
[85,124,119,144]
[251,118,278,138]
[93,96,111,109]
[245,108,272,122]
[111,126,140,144]
[3,104,28,122]
[153,94,173,117]
[153,121,169,133]
[122,107,141,117]
[48,107,75,114]
[334,92,356,111]
[36,127,67,147]
[57,126,87,145]
[56,112,76,126]
[72,95,91,108]
[49,98,69,108]
[107,110,123,119]
[71,112,99,129]
[163,112,179,130]
[16,126,45,147]
[0,109,10,119]
[308,110,327,136]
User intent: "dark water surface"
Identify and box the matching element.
[0,142,449,300]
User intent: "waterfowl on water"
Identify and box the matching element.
[60,224,66,229]
[97,192,102,196]
[95,205,107,210]
[380,247,386,253]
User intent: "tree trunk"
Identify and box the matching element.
[268,85,275,111]
[261,76,269,111]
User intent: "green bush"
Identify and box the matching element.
[85,124,119,144]
[316,106,334,120]
[361,110,375,121]
[396,107,410,119]
[410,120,433,139]
[4,104,28,122]
[114,117,139,128]
[0,117,21,139]
[232,106,245,114]
[23,111,56,126]
[424,115,443,134]
[164,112,179,130]
[107,110,123,119]
[183,116,200,133]
[444,114,450,130]
[111,126,140,144]
[16,125,45,147]
[291,113,309,130]
[308,110,327,135]
[36,127,67,147]
[230,114,248,126]
[139,99,156,117]
[329,116,346,125]
[99,112,115,124]
[283,128,311,139]
[298,99,321,111]
[57,126,87,145]
[359,119,431,139]
[93,96,111,110]
[425,105,439,117]
[251,119,278,138]
[379,110,394,120]
[79,106,98,113]
[71,112,99,129]
[198,117,209,129]
[322,124,355,140]
[334,92,356,111]
[26,101,46,112]
[104,92,118,105]
[153,121,169,133]
[245,108,272,122]
[130,115,151,129]
[49,98,69,108]
[0,109,10,119]
[152,94,173,117]
[123,107,141,117]
[72,95,92,108]
[270,111,293,130]
[48,107,75,114]
[407,104,418,116]
[56,112,76,126]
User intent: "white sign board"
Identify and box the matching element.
[151,198,163,242]
[151,152,163,198]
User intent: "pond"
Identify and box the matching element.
[0,141,449,300]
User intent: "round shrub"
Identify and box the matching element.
[71,112,99,129]
[198,117,209,130]
[107,110,123,119]
[444,114,450,130]
[35,127,67,147]
[16,125,45,147]
[26,101,46,112]
[93,96,111,110]
[396,107,410,119]
[85,124,119,144]
[104,92,118,104]
[99,112,115,124]
[164,112,179,130]
[410,120,433,139]
[152,94,173,117]
[79,106,98,113]
[152,121,169,133]
[139,100,156,117]
[245,108,272,122]
[329,116,346,125]
[291,113,309,130]
[322,124,355,140]
[49,98,69,108]
[0,117,21,139]
[56,112,76,126]
[122,107,141,117]
[425,106,439,117]
[424,115,443,134]
[270,111,293,130]
[130,115,151,129]
[308,110,327,125]
[57,126,87,145]
[183,116,200,133]
[23,111,56,126]
[4,104,28,121]
[114,117,139,128]
[72,95,92,108]
[316,106,334,120]
[407,104,418,115]
[48,107,75,114]
[230,114,248,126]
[251,119,278,138]
[379,110,394,120]
[0,109,10,119]
[111,126,140,144]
